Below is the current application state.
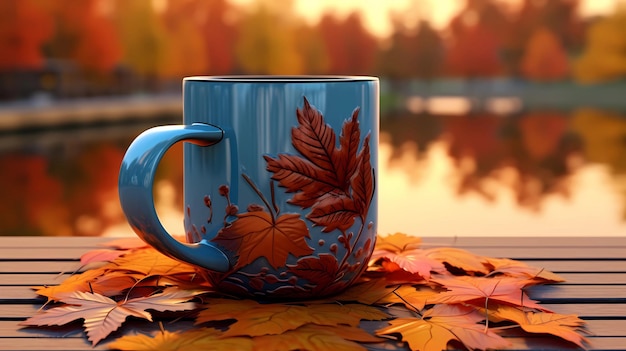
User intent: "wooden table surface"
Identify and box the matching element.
[1,236,625,351]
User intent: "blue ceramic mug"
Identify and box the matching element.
[119,76,379,298]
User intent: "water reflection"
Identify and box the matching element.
[1,110,626,237]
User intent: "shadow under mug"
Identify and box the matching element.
[119,76,379,299]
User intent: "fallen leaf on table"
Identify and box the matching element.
[254,324,380,351]
[489,304,588,348]
[373,232,422,253]
[21,287,202,345]
[111,248,198,277]
[378,284,441,312]
[428,275,547,311]
[371,249,447,280]
[195,298,389,337]
[376,304,510,351]
[422,247,492,275]
[80,249,128,265]
[100,237,150,250]
[108,328,253,351]
[328,278,399,304]
[35,268,107,301]
[486,257,566,282]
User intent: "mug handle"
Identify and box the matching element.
[118,122,230,272]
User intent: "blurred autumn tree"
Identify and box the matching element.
[445,7,502,78]
[0,154,68,236]
[571,108,626,218]
[112,0,169,88]
[160,0,209,78]
[520,27,570,81]
[378,18,443,81]
[511,111,575,210]
[199,0,239,75]
[41,0,121,75]
[444,114,505,201]
[235,0,303,74]
[574,8,626,83]
[510,0,583,77]
[318,12,378,75]
[0,0,53,71]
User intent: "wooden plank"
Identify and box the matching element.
[2,302,625,321]
[543,303,626,318]
[556,273,626,284]
[2,321,626,351]
[2,245,625,260]
[519,260,626,273]
[0,287,42,302]
[0,248,102,260]
[0,274,75,286]
[3,282,625,305]
[0,261,83,274]
[5,319,626,339]
[0,338,104,351]
[0,236,624,260]
[0,305,41,319]
[2,272,624,289]
[0,236,111,248]
[1,236,624,250]
[528,285,626,302]
[419,236,626,247]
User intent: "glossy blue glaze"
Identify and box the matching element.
[119,76,379,298]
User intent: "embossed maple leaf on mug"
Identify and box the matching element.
[210,97,376,298]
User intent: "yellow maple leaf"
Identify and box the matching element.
[195,298,389,337]
[111,248,198,276]
[20,288,201,345]
[376,304,511,351]
[108,328,253,351]
[35,267,107,301]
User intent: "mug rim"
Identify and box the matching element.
[184,75,379,83]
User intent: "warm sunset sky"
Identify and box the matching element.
[230,0,619,37]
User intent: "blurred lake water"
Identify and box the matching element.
[2,105,626,237]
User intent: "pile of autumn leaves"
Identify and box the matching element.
[21,233,588,351]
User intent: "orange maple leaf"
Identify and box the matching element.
[111,247,198,276]
[254,324,381,351]
[35,267,107,301]
[212,211,313,269]
[20,288,201,345]
[429,276,547,310]
[108,328,254,351]
[489,304,588,348]
[376,304,511,351]
[195,298,388,337]
[373,232,422,253]
[423,247,492,275]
